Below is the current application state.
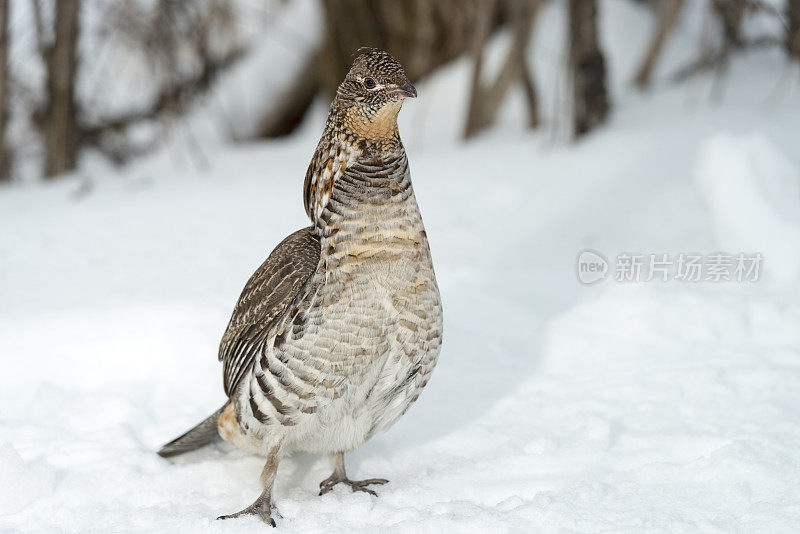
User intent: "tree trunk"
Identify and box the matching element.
[0,0,10,181]
[568,0,609,137]
[464,0,541,139]
[463,0,497,139]
[318,0,477,96]
[713,0,745,49]
[261,0,481,138]
[257,52,320,139]
[788,0,800,60]
[44,0,80,178]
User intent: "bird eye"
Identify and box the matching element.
[363,77,376,90]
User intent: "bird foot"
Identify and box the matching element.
[318,474,389,496]
[217,494,279,526]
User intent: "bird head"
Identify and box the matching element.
[333,48,416,142]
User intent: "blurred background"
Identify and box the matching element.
[1,0,800,532]
[0,0,794,180]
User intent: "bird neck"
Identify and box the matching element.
[326,98,403,152]
[303,129,410,233]
[304,99,410,225]
[341,101,402,145]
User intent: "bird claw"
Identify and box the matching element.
[217,496,279,526]
[319,475,389,496]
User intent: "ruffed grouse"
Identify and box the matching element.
[158,49,443,525]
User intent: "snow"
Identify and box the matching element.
[2,0,800,532]
[696,133,800,283]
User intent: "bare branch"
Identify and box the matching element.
[634,0,686,89]
[81,47,244,150]
[669,35,784,84]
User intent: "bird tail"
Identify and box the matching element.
[157,404,226,458]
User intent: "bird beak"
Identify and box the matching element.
[393,82,417,99]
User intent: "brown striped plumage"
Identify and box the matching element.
[159,49,442,525]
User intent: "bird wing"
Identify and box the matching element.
[219,226,320,397]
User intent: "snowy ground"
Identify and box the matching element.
[3,1,800,532]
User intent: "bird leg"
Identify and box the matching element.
[218,443,281,526]
[318,451,388,496]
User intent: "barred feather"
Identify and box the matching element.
[219,227,320,397]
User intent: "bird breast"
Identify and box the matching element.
[232,146,442,455]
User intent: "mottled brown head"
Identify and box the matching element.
[332,48,416,142]
[305,50,414,220]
